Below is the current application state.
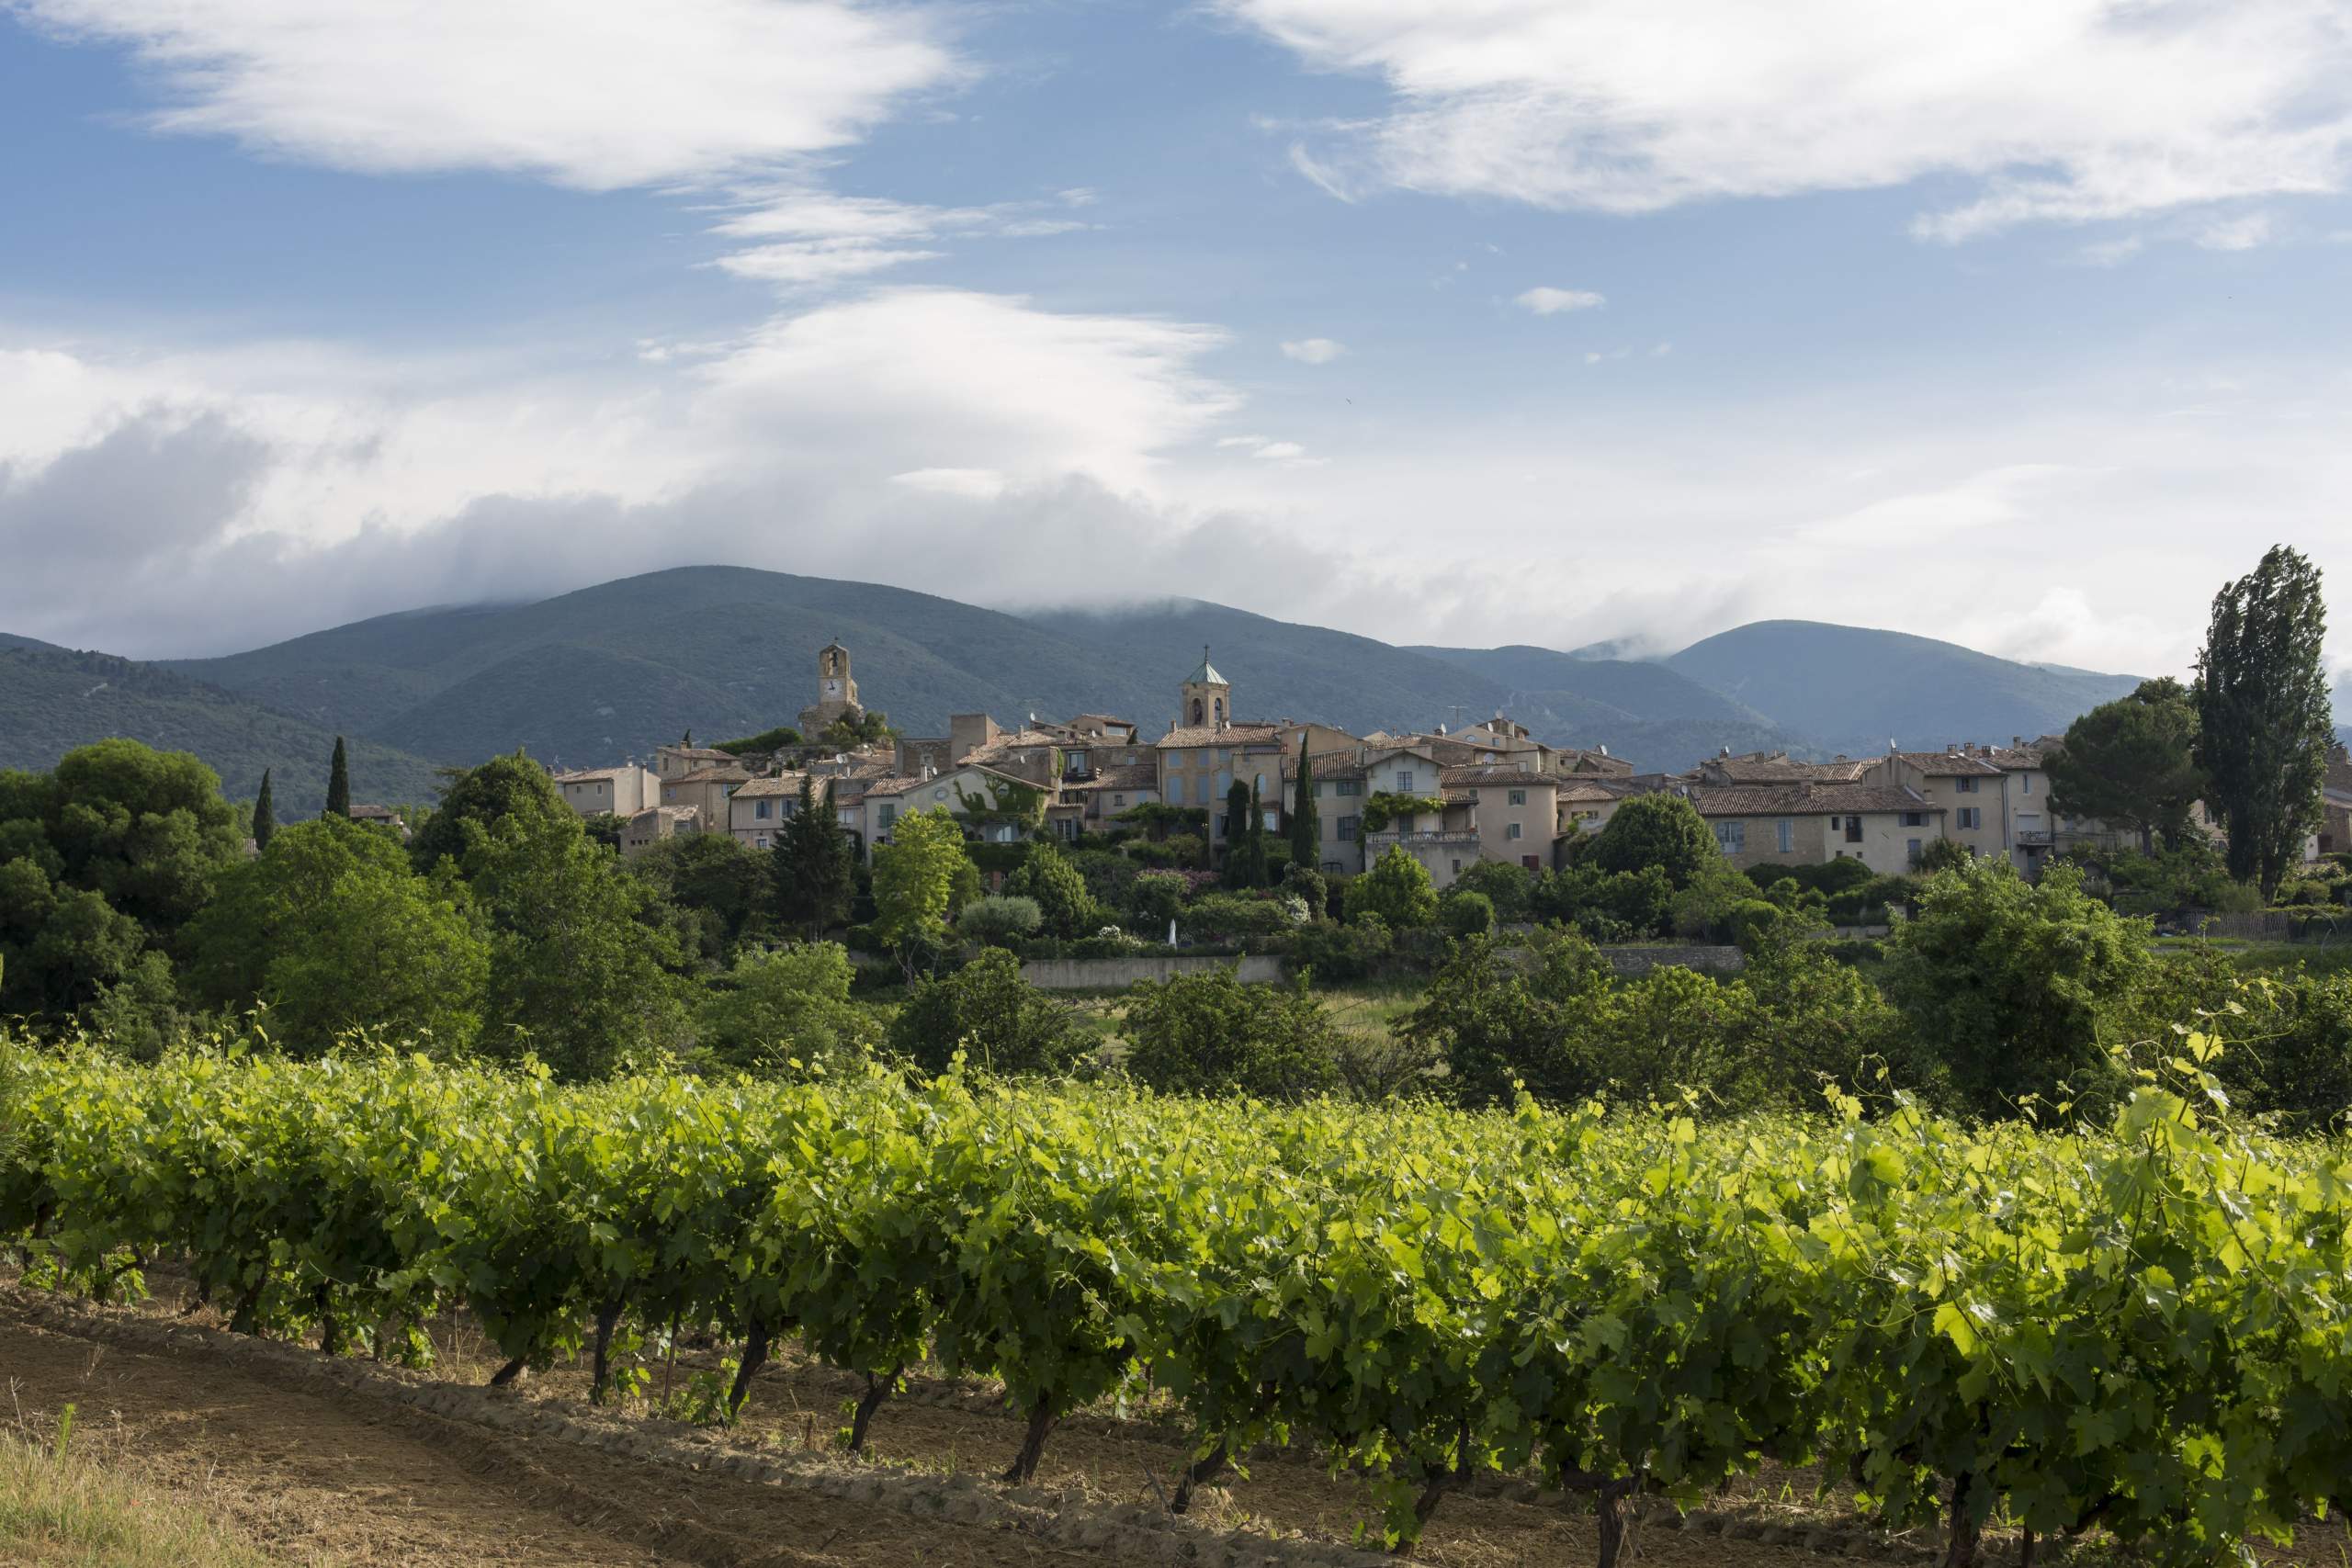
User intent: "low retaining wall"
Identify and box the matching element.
[1021,953,1284,989]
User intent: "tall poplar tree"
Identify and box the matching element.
[2194,544,2333,900]
[251,768,277,851]
[324,738,351,819]
[1289,751,1319,870]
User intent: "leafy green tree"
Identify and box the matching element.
[461,813,690,1078]
[1589,792,1720,887]
[2196,545,2335,899]
[0,741,243,1018]
[1403,932,1612,1108]
[1914,837,1973,874]
[1440,889,1495,937]
[624,831,771,963]
[958,895,1043,948]
[251,769,277,852]
[1220,780,1251,867]
[184,816,489,1052]
[2045,677,2208,854]
[409,751,572,872]
[1449,859,1532,923]
[1288,753,1319,870]
[1122,970,1341,1100]
[83,951,205,1062]
[1882,858,2152,1118]
[1344,843,1439,928]
[324,736,351,818]
[888,947,1092,1077]
[693,942,876,1074]
[1004,839,1096,938]
[772,775,854,939]
[871,808,971,973]
[1279,860,1328,920]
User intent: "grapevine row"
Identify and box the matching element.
[3,1036,2349,1565]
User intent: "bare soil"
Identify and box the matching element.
[6,1277,2346,1568]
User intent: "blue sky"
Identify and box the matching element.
[3,0,2349,682]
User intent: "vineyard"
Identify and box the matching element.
[4,1034,2351,1567]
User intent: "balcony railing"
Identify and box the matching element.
[2015,829,2053,847]
[1365,829,1481,852]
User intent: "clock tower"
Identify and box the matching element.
[797,640,866,737]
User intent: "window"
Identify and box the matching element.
[1521,855,1540,870]
[1216,749,1230,765]
[1777,819,1794,854]
[1112,794,1125,807]
[1216,770,1232,797]
[932,786,949,801]
[1334,779,1363,797]
[876,804,897,831]
[1901,811,1927,828]
[1395,769,1417,792]
[1508,788,1527,807]
[2021,774,2032,795]
[754,800,772,820]
[1844,816,1864,843]
[1323,860,1344,874]
[1337,816,1360,841]
[1253,772,1266,795]
[1507,822,1523,840]
[1906,839,1923,866]
[1957,807,1982,829]
[1955,776,1977,794]
[1451,861,1463,876]
[1713,820,1747,852]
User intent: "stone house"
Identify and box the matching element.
[658,761,753,831]
[727,773,825,851]
[555,763,658,818]
[1686,781,1948,877]
[621,804,701,857]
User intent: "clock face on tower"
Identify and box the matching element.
[823,680,842,698]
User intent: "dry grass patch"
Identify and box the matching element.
[0,1405,278,1567]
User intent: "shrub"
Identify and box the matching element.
[1124,834,1208,869]
[1289,915,1393,983]
[1125,870,1190,930]
[1915,837,1973,874]
[1280,861,1329,920]
[1531,863,1675,941]
[695,942,877,1075]
[1344,845,1439,929]
[1004,840,1099,938]
[1440,890,1495,937]
[1120,970,1341,1101]
[1403,932,1613,1109]
[1449,860,1533,923]
[1182,892,1300,944]
[888,948,1094,1077]
[1725,898,1788,953]
[957,895,1043,948]
[1883,859,2152,1118]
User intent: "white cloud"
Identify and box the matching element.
[708,187,1095,289]
[14,0,960,189]
[2075,234,2146,267]
[1226,0,2352,237]
[1517,287,1604,315]
[2195,211,2276,251]
[1280,337,1345,364]
[890,467,1007,498]
[1252,441,1306,459]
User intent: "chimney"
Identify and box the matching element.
[1598,744,1609,757]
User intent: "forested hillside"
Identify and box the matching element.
[0,644,447,815]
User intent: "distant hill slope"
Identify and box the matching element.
[114,568,2152,780]
[1666,620,2143,758]
[0,645,449,816]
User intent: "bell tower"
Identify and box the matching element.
[798,639,865,736]
[1179,646,1230,732]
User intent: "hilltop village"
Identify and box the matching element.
[549,642,2143,889]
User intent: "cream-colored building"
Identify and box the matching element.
[654,743,739,782]
[726,773,825,851]
[555,764,658,818]
[858,762,1052,861]
[657,761,753,830]
[1869,750,2009,861]
[1687,781,1947,878]
[1067,762,1160,831]
[621,804,702,857]
[1556,782,1623,840]
[1441,763,1558,873]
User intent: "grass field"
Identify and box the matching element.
[0,1408,277,1567]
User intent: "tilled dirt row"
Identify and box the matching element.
[10,1283,2344,1568]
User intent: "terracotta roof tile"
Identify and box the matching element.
[1690,783,1942,817]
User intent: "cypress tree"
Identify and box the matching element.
[324,737,352,818]
[1222,780,1250,869]
[251,769,277,851]
[2195,544,2333,900]
[774,774,854,938]
[1289,750,1318,870]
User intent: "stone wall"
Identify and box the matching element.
[1021,954,1286,989]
